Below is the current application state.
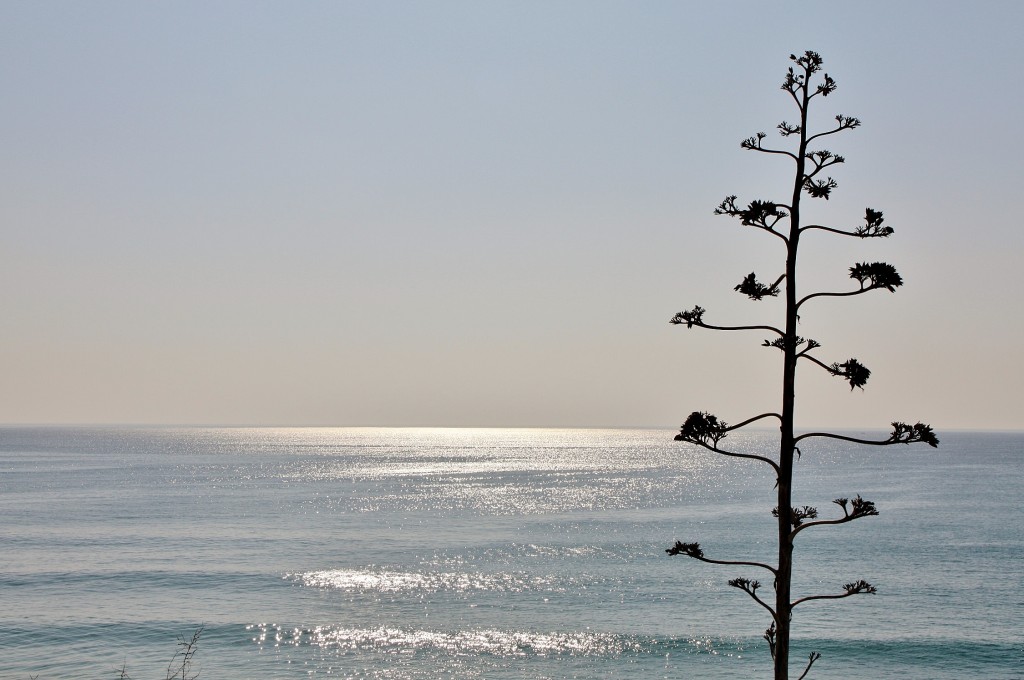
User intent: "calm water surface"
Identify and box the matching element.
[0,427,1021,678]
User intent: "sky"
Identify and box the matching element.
[2,1,1022,430]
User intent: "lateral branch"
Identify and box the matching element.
[790,496,879,539]
[792,579,876,608]
[670,306,783,337]
[795,422,939,448]
[802,208,893,239]
[675,411,781,473]
[666,542,777,576]
[728,577,777,617]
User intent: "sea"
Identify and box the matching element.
[0,426,1020,679]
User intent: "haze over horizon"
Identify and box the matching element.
[3,2,1022,430]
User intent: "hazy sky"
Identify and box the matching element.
[2,1,1022,429]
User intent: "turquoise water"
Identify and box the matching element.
[0,426,1021,678]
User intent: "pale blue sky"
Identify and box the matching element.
[2,1,1022,428]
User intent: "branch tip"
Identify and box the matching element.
[666,541,703,558]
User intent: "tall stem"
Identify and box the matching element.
[776,70,810,680]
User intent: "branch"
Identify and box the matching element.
[795,422,939,448]
[728,577,777,617]
[797,262,903,310]
[777,120,800,137]
[765,336,819,355]
[735,272,784,300]
[797,652,822,680]
[675,411,782,473]
[666,542,778,576]
[165,626,203,680]
[802,224,863,238]
[727,412,784,430]
[803,175,838,200]
[802,208,894,239]
[740,131,798,161]
[806,114,861,144]
[700,441,781,473]
[794,338,822,357]
[792,579,876,608]
[800,354,870,390]
[791,495,878,538]
[804,149,845,180]
[714,195,791,244]
[784,79,802,107]
[680,410,784,438]
[670,305,784,337]
[849,261,903,291]
[809,71,837,99]
[857,208,895,237]
[796,287,871,310]
[783,52,824,91]
[773,504,818,529]
[675,410,728,446]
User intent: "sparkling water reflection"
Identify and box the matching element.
[0,427,1020,679]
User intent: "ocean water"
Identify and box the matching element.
[0,426,1020,679]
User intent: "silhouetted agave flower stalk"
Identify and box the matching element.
[666,51,937,680]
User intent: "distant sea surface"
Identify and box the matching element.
[1,426,1021,679]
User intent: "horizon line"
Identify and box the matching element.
[1,422,1020,434]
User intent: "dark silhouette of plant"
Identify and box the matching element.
[667,51,937,680]
[115,626,203,680]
